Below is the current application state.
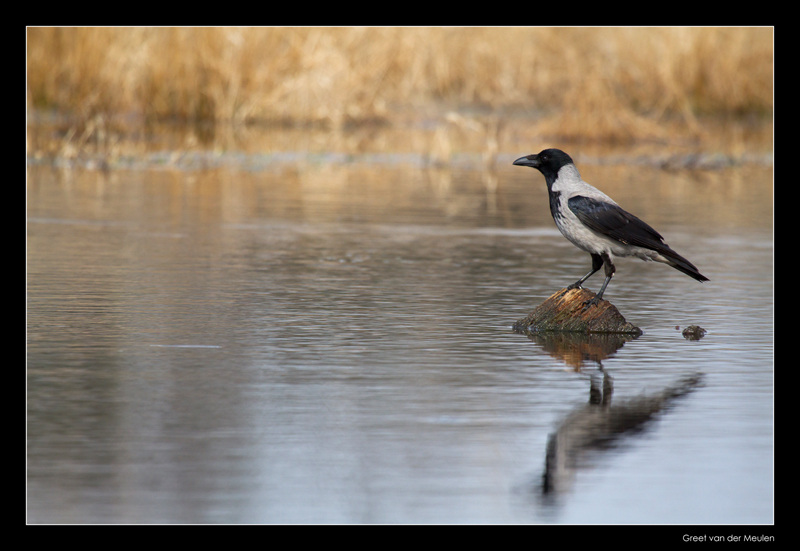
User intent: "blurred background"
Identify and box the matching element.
[27,28,773,524]
[27,27,773,163]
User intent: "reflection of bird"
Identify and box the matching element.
[513,149,708,309]
[541,373,703,497]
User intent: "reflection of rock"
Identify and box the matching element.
[514,288,642,335]
[541,373,703,499]
[525,331,637,371]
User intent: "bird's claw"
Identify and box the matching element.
[581,297,603,312]
[562,283,583,298]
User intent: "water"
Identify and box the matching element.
[27,158,773,524]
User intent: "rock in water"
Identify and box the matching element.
[513,288,642,335]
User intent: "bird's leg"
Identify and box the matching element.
[582,254,615,311]
[567,254,603,290]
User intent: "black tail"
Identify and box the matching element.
[659,246,709,282]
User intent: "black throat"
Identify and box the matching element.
[539,169,561,189]
[548,189,562,222]
[537,164,565,223]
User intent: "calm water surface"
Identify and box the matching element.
[27,157,773,523]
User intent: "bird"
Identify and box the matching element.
[513,148,708,310]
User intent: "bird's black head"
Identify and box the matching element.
[513,148,574,186]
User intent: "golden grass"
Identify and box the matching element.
[27,27,773,145]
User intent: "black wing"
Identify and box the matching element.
[568,195,709,282]
[567,195,665,249]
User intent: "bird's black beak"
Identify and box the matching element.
[513,155,539,168]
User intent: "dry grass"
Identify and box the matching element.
[27,27,773,145]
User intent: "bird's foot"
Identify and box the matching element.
[581,296,603,312]
[561,283,583,297]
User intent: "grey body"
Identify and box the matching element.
[545,162,668,263]
[513,149,708,308]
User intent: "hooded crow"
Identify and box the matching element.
[513,148,708,310]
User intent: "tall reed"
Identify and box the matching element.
[27,27,773,142]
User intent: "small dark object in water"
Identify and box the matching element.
[682,325,707,340]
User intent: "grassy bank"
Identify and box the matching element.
[27,27,773,147]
